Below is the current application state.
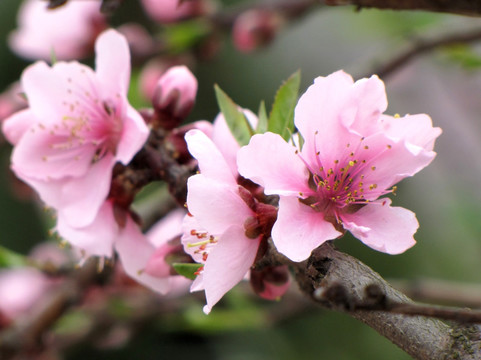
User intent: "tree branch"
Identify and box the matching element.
[391,278,481,308]
[287,242,481,360]
[0,259,102,360]
[323,0,481,17]
[365,27,481,79]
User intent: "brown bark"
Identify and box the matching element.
[289,242,481,360]
[324,0,481,17]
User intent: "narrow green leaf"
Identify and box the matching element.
[50,48,57,64]
[173,263,202,280]
[214,84,254,146]
[0,245,28,268]
[256,100,268,134]
[267,70,301,141]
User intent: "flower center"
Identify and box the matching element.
[297,132,397,222]
[45,71,124,164]
[186,228,218,263]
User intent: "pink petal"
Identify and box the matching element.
[17,154,115,227]
[341,198,418,254]
[2,109,33,145]
[381,113,442,152]
[144,245,172,278]
[115,104,149,164]
[147,208,185,247]
[0,268,52,320]
[11,125,96,179]
[346,75,388,134]
[186,174,253,234]
[211,110,258,176]
[95,29,131,96]
[58,154,116,227]
[115,216,171,294]
[21,61,72,121]
[8,0,104,61]
[185,129,237,183]
[237,132,311,197]
[202,225,260,314]
[56,201,117,258]
[352,133,437,199]
[272,196,342,262]
[294,71,355,166]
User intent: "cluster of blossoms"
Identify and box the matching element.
[2,29,195,296]
[180,71,441,312]
[2,7,441,314]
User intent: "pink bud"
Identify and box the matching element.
[232,9,281,53]
[250,265,290,301]
[152,65,198,129]
[0,268,53,322]
[141,0,206,23]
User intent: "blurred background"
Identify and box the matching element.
[1,0,481,359]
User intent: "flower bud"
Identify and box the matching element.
[250,265,290,301]
[141,0,207,23]
[151,65,198,129]
[232,9,282,53]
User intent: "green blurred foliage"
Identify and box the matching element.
[1,1,481,360]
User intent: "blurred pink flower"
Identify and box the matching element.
[143,209,192,294]
[3,30,149,229]
[141,0,204,23]
[250,265,290,301]
[0,82,27,123]
[151,65,198,128]
[232,9,281,53]
[0,268,52,322]
[56,197,176,294]
[182,111,267,314]
[238,71,442,261]
[9,0,106,61]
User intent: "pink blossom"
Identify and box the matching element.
[0,268,52,322]
[3,30,149,229]
[232,9,281,53]
[56,197,175,293]
[238,71,442,261]
[141,0,204,23]
[250,265,290,301]
[182,123,262,314]
[143,209,192,294]
[9,0,106,61]
[115,214,178,294]
[152,65,198,127]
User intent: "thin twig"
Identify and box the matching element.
[365,27,481,79]
[0,259,103,360]
[391,278,481,308]
[323,0,481,17]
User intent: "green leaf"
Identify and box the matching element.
[173,263,202,280]
[256,100,268,134]
[50,48,57,64]
[268,70,301,141]
[214,84,254,146]
[0,245,28,268]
